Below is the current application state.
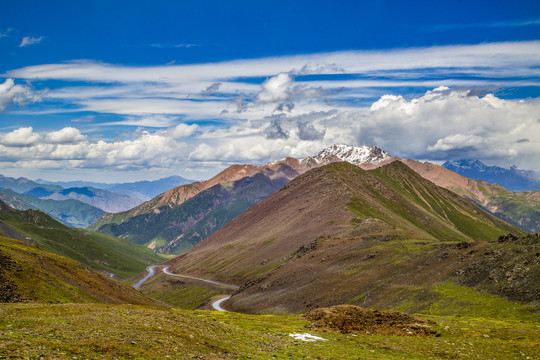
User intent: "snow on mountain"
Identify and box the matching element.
[443,159,540,192]
[302,144,395,168]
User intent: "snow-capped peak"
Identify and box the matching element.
[312,144,392,166]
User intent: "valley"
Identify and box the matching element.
[0,146,538,359]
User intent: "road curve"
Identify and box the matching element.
[211,296,231,311]
[162,267,239,289]
[133,265,168,289]
[133,265,238,290]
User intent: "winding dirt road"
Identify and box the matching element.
[133,265,237,311]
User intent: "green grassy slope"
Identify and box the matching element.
[0,189,105,228]
[0,201,167,278]
[0,236,161,305]
[402,159,539,233]
[0,303,538,359]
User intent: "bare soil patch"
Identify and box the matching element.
[305,305,438,336]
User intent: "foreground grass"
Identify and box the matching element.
[0,303,538,359]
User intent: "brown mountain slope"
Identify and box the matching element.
[89,158,305,230]
[166,161,525,314]
[95,163,303,254]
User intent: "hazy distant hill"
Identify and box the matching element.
[0,174,62,193]
[0,189,105,228]
[36,175,195,200]
[26,186,142,213]
[443,159,540,191]
[166,162,526,314]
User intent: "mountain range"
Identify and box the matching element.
[0,174,195,228]
[90,144,539,256]
[443,159,540,192]
[165,161,530,314]
[90,159,307,254]
[404,159,540,233]
[36,175,194,200]
[1,147,538,359]
[25,186,142,213]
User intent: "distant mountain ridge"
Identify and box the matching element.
[90,144,538,256]
[26,186,142,213]
[91,160,305,254]
[0,174,62,193]
[303,144,397,169]
[0,173,152,219]
[36,175,194,200]
[0,189,105,228]
[443,159,540,191]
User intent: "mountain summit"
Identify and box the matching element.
[301,144,396,169]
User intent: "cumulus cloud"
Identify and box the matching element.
[255,72,332,107]
[256,73,293,103]
[428,134,486,151]
[0,78,45,112]
[0,126,191,171]
[353,87,540,168]
[1,127,42,147]
[45,127,87,144]
[19,36,44,47]
[168,123,199,138]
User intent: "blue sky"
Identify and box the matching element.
[1,0,539,182]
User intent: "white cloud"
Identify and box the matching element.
[428,134,486,151]
[0,78,44,112]
[19,36,44,47]
[8,41,540,83]
[2,41,540,177]
[256,73,293,103]
[353,88,540,169]
[0,28,12,39]
[45,127,87,144]
[1,127,42,147]
[169,123,199,138]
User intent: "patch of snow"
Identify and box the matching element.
[314,144,391,165]
[289,332,328,342]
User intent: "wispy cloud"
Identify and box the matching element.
[147,43,196,48]
[19,35,44,47]
[432,18,540,31]
[8,41,540,83]
[0,28,13,39]
[6,41,539,121]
